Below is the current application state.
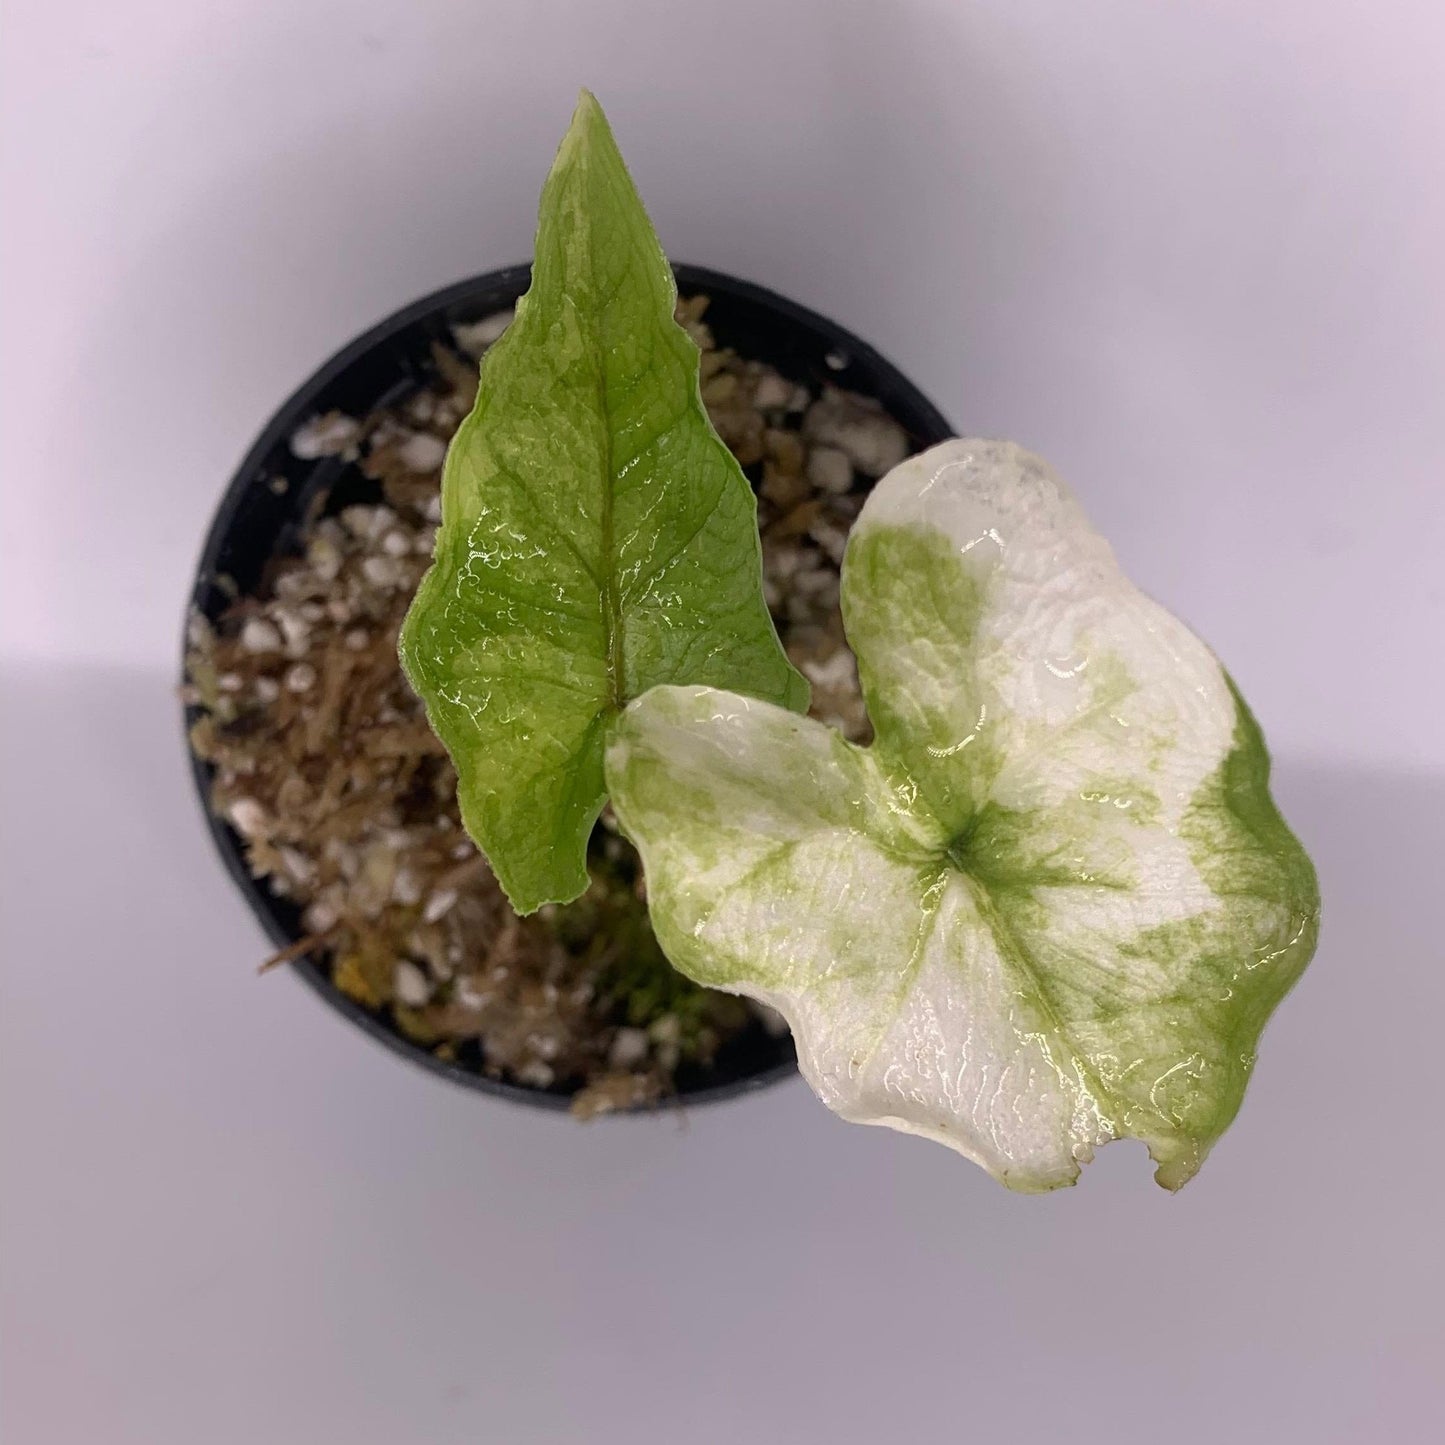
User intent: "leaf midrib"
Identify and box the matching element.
[584,149,627,712]
[968,880,1128,1135]
[862,812,1133,1136]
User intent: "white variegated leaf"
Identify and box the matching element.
[607,439,1318,1190]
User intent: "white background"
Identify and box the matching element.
[2,2,1442,1441]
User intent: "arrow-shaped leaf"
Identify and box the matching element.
[400,92,806,913]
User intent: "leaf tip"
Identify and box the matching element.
[566,87,612,149]
[1149,1139,1205,1192]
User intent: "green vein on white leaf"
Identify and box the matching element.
[606,438,1319,1191]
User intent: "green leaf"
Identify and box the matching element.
[399,91,806,913]
[606,439,1319,1191]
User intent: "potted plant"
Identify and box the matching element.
[188,92,1318,1188]
[183,124,951,1118]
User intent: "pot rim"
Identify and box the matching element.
[183,261,954,1111]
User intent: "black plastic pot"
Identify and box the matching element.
[184,263,953,1109]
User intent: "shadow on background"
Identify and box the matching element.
[4,660,1439,1443]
